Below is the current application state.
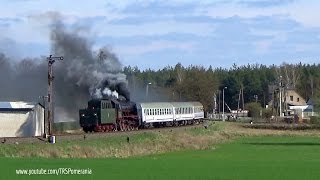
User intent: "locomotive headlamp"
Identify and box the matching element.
[81,114,85,117]
[94,113,97,116]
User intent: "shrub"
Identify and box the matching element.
[245,102,262,118]
[310,116,320,124]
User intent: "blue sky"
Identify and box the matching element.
[0,0,319,70]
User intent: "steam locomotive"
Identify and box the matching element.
[79,97,204,132]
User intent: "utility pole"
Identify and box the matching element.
[47,55,63,136]
[254,95,258,103]
[213,93,217,114]
[222,87,227,122]
[145,82,152,101]
[279,75,282,117]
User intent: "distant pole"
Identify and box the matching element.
[222,87,227,121]
[213,93,217,114]
[47,55,63,136]
[218,90,221,114]
[146,82,152,101]
[279,76,282,117]
[254,95,258,103]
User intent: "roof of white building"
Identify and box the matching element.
[0,101,40,109]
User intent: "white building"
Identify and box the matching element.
[0,102,44,137]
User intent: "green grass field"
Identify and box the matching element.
[1,135,320,180]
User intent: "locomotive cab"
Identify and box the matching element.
[79,99,117,132]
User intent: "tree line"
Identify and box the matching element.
[123,62,320,114]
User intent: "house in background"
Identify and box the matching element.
[268,88,316,120]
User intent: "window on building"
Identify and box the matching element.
[290,96,293,101]
[297,97,300,102]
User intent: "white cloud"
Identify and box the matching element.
[113,40,196,56]
[195,0,320,27]
[253,40,272,54]
[94,20,215,37]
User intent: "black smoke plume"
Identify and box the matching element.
[0,15,129,122]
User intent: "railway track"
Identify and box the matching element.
[0,121,206,144]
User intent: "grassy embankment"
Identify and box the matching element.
[1,122,320,158]
[1,122,320,179]
[1,135,320,180]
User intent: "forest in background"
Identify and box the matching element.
[124,62,320,114]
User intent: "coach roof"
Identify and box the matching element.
[138,102,174,109]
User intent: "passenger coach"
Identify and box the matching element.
[137,101,204,127]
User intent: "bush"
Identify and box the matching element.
[310,116,320,124]
[245,102,262,118]
[262,108,273,118]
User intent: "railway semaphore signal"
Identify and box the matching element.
[47,55,63,138]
